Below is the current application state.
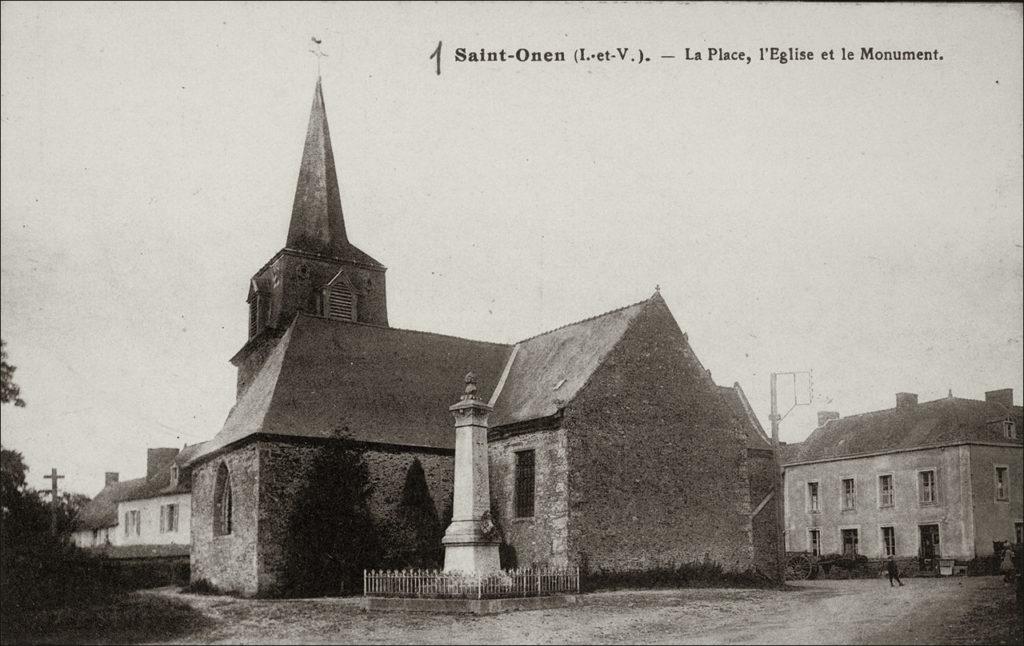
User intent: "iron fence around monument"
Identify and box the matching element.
[363,567,580,599]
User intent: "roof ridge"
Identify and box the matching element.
[295,312,513,348]
[821,395,1012,427]
[515,296,653,345]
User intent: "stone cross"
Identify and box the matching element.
[44,468,64,535]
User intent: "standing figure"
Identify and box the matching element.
[886,556,904,587]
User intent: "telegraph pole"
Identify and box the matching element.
[44,467,65,536]
[769,370,811,585]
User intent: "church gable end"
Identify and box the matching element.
[562,295,754,573]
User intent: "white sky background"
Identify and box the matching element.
[1,2,1021,495]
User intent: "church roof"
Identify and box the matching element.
[286,77,382,268]
[716,383,774,452]
[784,396,1022,464]
[488,298,651,427]
[189,315,513,462]
[190,293,729,464]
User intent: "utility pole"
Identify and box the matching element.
[44,467,65,536]
[769,370,811,585]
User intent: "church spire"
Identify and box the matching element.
[287,77,348,256]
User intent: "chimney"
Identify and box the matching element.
[105,472,119,487]
[896,392,918,409]
[985,389,1013,408]
[817,411,840,427]
[147,448,180,480]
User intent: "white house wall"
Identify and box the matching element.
[116,493,191,546]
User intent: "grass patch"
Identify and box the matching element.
[1,590,211,645]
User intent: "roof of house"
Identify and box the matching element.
[716,383,774,452]
[784,396,1022,464]
[189,293,688,465]
[74,477,149,531]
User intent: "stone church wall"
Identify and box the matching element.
[488,428,570,568]
[255,439,454,596]
[747,449,782,574]
[564,299,755,574]
[190,445,260,595]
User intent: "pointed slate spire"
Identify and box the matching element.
[287,77,348,256]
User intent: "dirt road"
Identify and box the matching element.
[150,575,1020,645]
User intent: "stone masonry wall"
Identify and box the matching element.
[564,299,754,573]
[488,428,570,568]
[190,445,260,595]
[255,439,453,595]
[747,449,782,573]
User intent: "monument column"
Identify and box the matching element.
[442,372,501,573]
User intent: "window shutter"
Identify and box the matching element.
[327,284,356,321]
[160,506,166,533]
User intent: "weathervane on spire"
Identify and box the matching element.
[309,36,328,76]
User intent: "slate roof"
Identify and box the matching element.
[784,396,1023,464]
[286,77,382,268]
[488,298,650,428]
[74,477,149,531]
[717,383,774,452]
[190,294,696,465]
[188,314,513,463]
[74,444,206,529]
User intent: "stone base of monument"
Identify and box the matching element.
[363,594,578,615]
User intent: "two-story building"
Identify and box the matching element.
[72,444,203,558]
[782,389,1022,573]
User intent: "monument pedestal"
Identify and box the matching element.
[442,375,501,574]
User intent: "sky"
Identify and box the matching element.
[1,2,1022,496]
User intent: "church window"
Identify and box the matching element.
[326,283,357,322]
[515,450,535,518]
[214,463,233,536]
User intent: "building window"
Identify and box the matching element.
[808,529,821,556]
[514,450,535,518]
[918,470,936,504]
[841,528,859,556]
[123,510,140,537]
[213,463,233,536]
[842,478,856,510]
[807,482,820,512]
[160,504,179,533]
[1005,420,1017,440]
[919,524,940,559]
[1015,522,1023,544]
[879,474,894,508]
[326,283,357,322]
[994,467,1009,501]
[882,526,896,557]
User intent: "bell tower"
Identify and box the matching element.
[232,76,388,393]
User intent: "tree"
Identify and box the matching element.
[1,339,26,407]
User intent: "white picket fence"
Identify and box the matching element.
[363,567,580,599]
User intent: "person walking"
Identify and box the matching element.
[886,556,904,587]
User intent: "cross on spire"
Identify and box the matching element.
[309,36,328,77]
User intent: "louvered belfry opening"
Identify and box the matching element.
[248,297,259,338]
[327,283,356,322]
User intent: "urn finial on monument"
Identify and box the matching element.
[442,371,500,573]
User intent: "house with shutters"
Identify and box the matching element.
[781,390,1023,572]
[184,75,776,596]
[72,445,203,558]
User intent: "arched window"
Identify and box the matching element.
[213,463,233,536]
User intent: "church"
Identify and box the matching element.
[186,77,776,597]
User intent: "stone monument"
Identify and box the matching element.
[441,372,501,573]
